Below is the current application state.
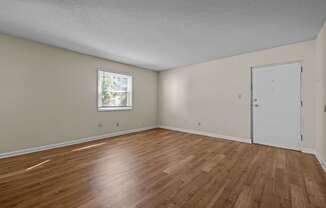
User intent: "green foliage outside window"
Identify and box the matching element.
[98,71,132,109]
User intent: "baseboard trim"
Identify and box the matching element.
[315,152,326,173]
[302,148,316,155]
[0,126,158,159]
[158,125,251,144]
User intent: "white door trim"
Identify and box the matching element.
[250,61,304,151]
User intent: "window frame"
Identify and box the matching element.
[97,70,133,112]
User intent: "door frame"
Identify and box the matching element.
[250,61,304,150]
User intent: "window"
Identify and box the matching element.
[97,71,132,111]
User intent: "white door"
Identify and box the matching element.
[252,63,302,150]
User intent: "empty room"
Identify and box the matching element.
[0,0,326,207]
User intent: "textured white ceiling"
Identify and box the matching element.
[0,0,325,71]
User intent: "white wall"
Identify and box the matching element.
[158,41,316,149]
[0,34,158,153]
[316,21,326,163]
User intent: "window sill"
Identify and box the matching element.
[98,107,133,112]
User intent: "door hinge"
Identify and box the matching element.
[301,66,303,72]
[301,101,303,107]
[301,134,303,141]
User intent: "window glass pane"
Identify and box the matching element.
[105,75,128,92]
[101,92,129,107]
[98,71,132,110]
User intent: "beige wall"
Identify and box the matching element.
[0,31,322,154]
[0,34,158,153]
[316,22,326,162]
[159,41,316,149]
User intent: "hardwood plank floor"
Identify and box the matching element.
[0,129,325,208]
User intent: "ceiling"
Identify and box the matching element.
[0,0,326,71]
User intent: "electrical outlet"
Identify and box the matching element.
[116,122,120,127]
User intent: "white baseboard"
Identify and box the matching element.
[315,151,326,173]
[158,125,251,144]
[0,126,158,159]
[302,148,316,155]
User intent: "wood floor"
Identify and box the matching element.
[0,129,325,208]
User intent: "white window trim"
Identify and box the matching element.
[98,106,133,112]
[97,70,133,112]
